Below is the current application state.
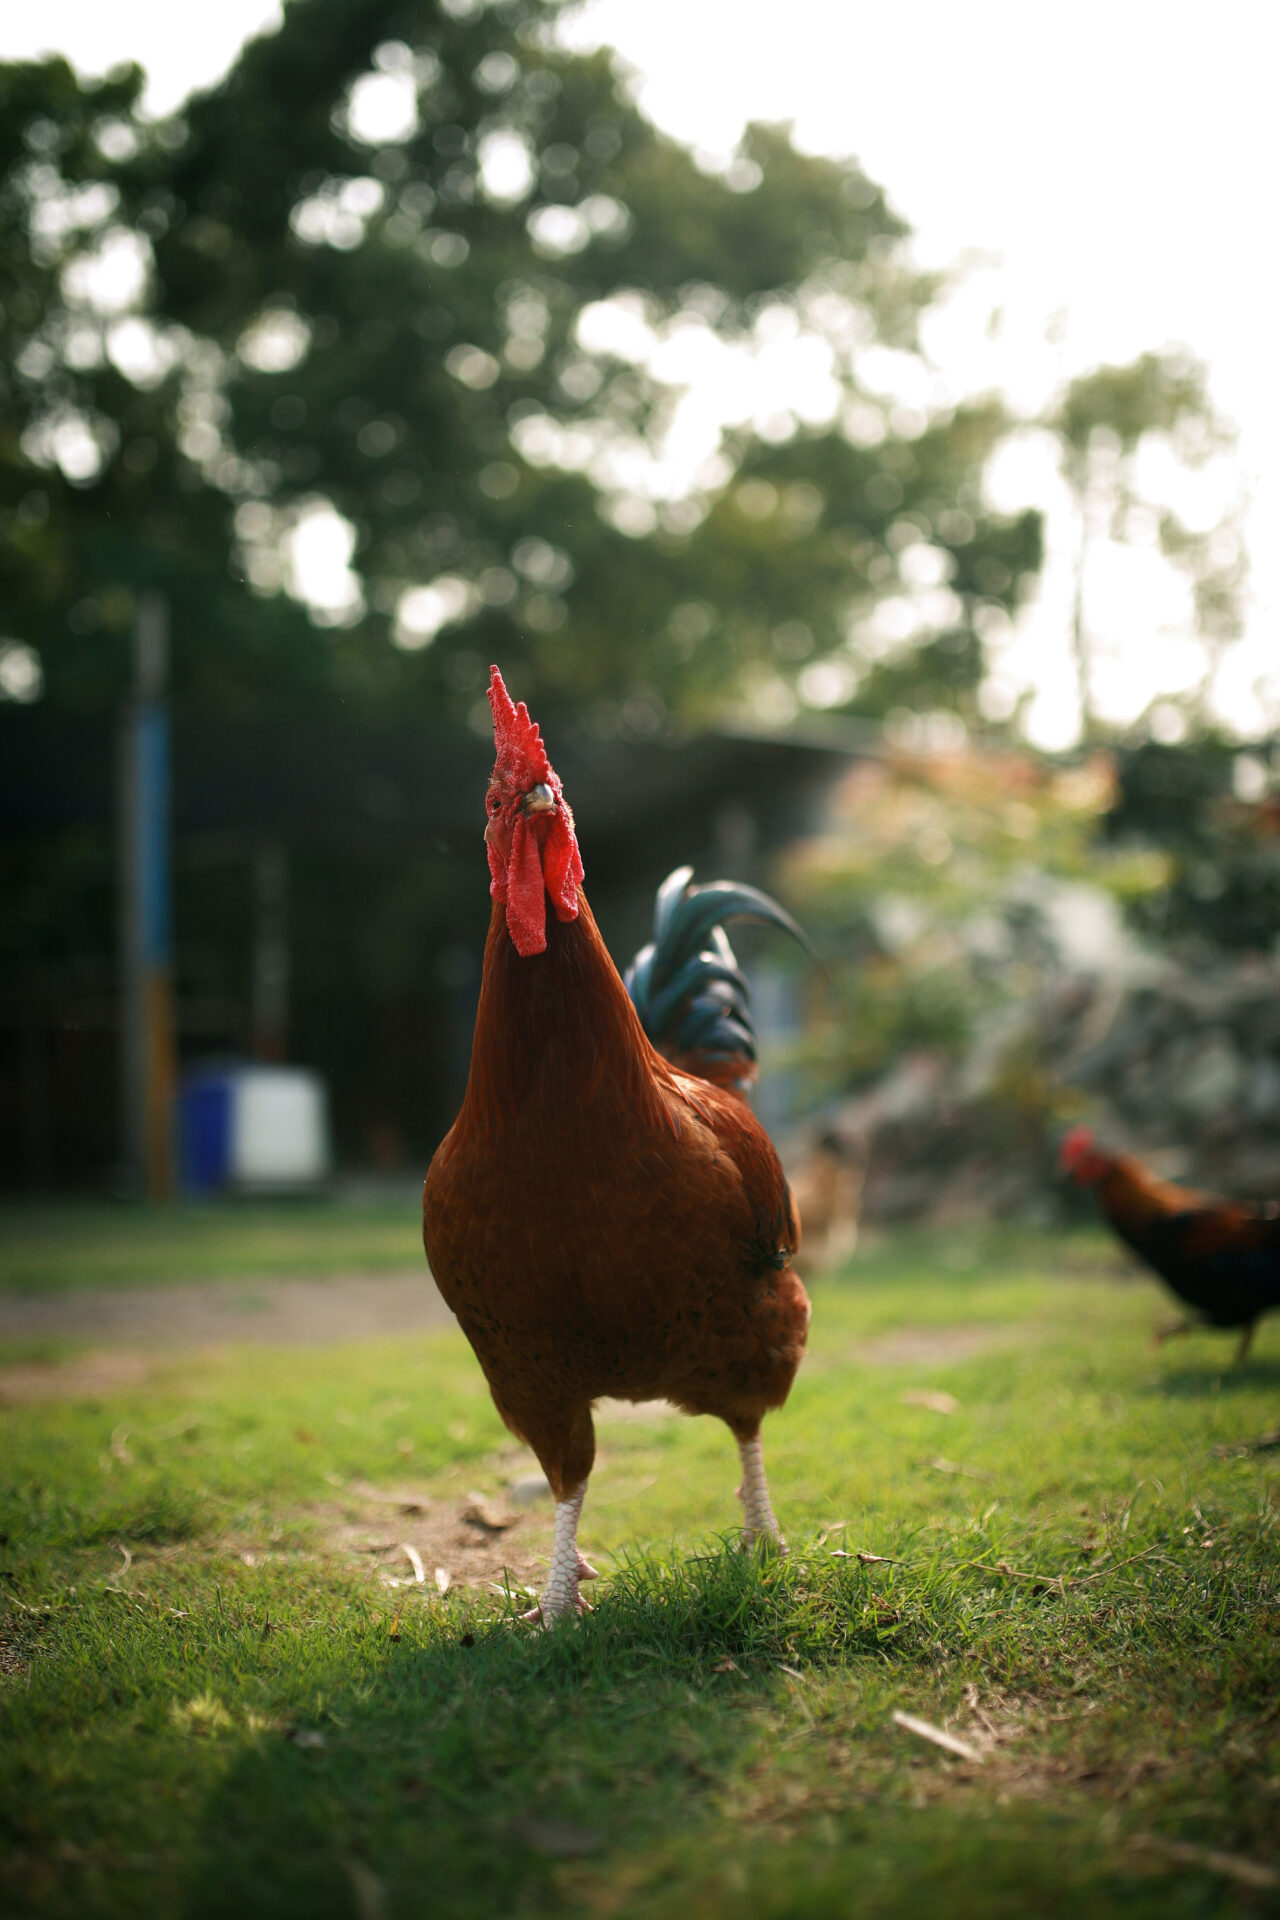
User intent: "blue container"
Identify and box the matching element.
[178,1071,234,1195]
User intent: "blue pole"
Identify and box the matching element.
[119,594,175,1199]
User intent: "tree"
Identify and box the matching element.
[2,0,1042,733]
[1049,350,1246,738]
[1105,735,1280,954]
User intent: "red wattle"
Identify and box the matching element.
[505,818,551,956]
[543,809,585,923]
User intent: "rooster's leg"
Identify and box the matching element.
[1233,1323,1256,1367]
[1153,1318,1192,1347]
[526,1484,592,1624]
[736,1430,786,1555]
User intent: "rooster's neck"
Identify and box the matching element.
[460,891,672,1136]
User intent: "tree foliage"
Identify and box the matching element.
[2,0,1043,732]
[1106,738,1280,954]
[775,743,1120,1092]
[1050,350,1246,736]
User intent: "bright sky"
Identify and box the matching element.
[5,0,1279,745]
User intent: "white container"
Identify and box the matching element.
[229,1067,330,1190]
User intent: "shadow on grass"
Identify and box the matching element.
[175,1543,1214,1920]
[1150,1355,1280,1399]
[180,1546,902,1920]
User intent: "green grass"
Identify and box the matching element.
[2,1225,1279,1918]
[0,1197,422,1293]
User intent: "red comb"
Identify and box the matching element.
[486,665,584,955]
[489,666,551,790]
[1059,1125,1095,1165]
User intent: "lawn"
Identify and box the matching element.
[2,1219,1278,1918]
[0,1196,423,1294]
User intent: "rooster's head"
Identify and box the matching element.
[1058,1125,1110,1185]
[484,666,584,956]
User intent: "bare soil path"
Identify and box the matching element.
[0,1270,454,1351]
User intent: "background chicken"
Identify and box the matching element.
[423,667,812,1620]
[1059,1126,1280,1363]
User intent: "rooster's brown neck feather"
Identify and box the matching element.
[460,890,678,1139]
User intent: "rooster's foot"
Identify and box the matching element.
[521,1591,591,1627]
[575,1551,599,1580]
[739,1525,788,1559]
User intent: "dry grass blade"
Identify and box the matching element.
[962,1559,1062,1594]
[343,1856,388,1920]
[892,1710,984,1764]
[1074,1547,1164,1584]
[901,1388,960,1414]
[1131,1835,1279,1890]
[401,1544,425,1585]
[928,1456,991,1480]
[433,1567,450,1594]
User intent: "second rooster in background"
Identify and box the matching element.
[1060,1126,1280,1364]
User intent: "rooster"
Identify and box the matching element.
[423,668,812,1621]
[1059,1126,1280,1364]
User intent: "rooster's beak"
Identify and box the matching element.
[520,783,556,817]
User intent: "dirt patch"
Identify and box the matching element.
[0,1350,152,1405]
[0,1270,453,1357]
[323,1483,555,1600]
[851,1324,1012,1367]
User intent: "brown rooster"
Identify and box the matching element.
[1059,1126,1280,1364]
[423,668,811,1621]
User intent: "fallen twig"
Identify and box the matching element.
[892,1710,984,1764]
[1131,1834,1279,1891]
[959,1545,1164,1592]
[1073,1547,1165,1584]
[961,1560,1063,1594]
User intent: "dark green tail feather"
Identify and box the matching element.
[623,866,811,1082]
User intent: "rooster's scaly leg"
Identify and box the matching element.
[1233,1323,1256,1368]
[737,1431,786,1554]
[1153,1318,1192,1347]
[527,1484,591,1623]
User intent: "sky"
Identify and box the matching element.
[4,0,1278,747]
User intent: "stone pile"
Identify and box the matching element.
[809,957,1280,1222]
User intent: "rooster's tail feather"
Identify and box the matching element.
[624,866,810,1090]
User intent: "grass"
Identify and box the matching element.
[0,1196,422,1294]
[2,1220,1278,1918]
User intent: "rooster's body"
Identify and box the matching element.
[423,670,810,1619]
[1060,1127,1280,1364]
